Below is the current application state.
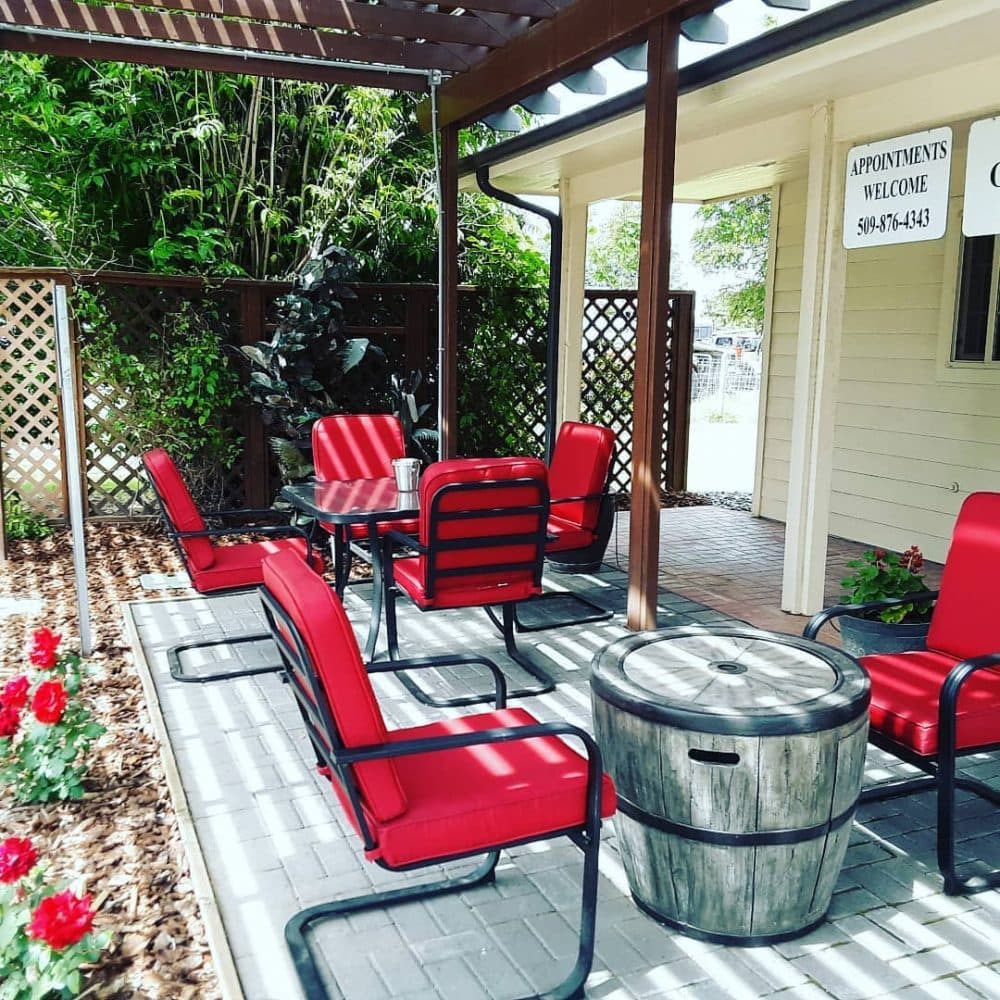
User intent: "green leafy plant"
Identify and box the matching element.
[3,492,52,541]
[237,244,384,443]
[0,837,110,999]
[0,628,105,803]
[75,290,245,508]
[840,545,934,624]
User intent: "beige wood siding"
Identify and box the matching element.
[828,137,1000,564]
[758,176,808,521]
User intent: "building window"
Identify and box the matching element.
[955,235,1000,362]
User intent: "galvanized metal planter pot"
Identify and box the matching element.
[838,615,931,658]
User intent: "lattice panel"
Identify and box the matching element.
[0,279,64,518]
[457,288,548,459]
[580,291,677,495]
[77,282,244,516]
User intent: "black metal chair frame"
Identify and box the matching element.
[259,586,605,1000]
[376,476,559,707]
[805,591,1000,895]
[148,478,315,683]
[493,453,618,636]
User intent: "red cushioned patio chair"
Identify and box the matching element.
[495,421,617,636]
[259,549,616,1000]
[804,491,1000,895]
[143,447,322,683]
[375,457,558,707]
[311,414,418,595]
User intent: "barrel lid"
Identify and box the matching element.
[590,626,869,736]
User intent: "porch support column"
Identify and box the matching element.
[627,14,679,631]
[439,123,459,459]
[781,102,847,615]
[557,178,588,425]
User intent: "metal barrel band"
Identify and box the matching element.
[615,794,857,847]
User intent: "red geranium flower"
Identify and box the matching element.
[28,627,62,670]
[0,705,20,738]
[0,837,37,883]
[28,890,95,950]
[31,680,68,725]
[1,674,30,710]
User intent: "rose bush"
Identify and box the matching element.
[0,837,109,1000]
[0,629,104,803]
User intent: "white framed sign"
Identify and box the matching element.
[843,127,952,249]
[963,116,1000,237]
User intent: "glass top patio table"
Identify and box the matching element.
[280,477,419,523]
[280,477,419,660]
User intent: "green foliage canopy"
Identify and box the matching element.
[691,194,770,333]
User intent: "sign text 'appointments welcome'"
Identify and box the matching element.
[844,128,952,249]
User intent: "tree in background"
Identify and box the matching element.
[691,194,770,332]
[586,201,688,289]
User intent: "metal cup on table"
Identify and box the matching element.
[392,457,421,493]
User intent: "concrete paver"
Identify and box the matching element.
[128,508,994,1000]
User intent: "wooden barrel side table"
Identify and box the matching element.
[590,626,870,945]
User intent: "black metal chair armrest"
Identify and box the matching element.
[203,506,293,524]
[176,523,314,562]
[549,490,606,506]
[385,529,424,553]
[338,721,605,832]
[803,591,938,640]
[939,651,1000,721]
[368,654,507,708]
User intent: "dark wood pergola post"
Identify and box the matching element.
[439,123,460,459]
[627,14,680,631]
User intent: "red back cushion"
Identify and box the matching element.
[142,449,215,571]
[418,458,547,596]
[262,551,407,822]
[312,415,406,482]
[548,422,614,530]
[927,492,1000,662]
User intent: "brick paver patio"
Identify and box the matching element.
[127,507,992,1000]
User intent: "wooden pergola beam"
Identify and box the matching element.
[0,25,429,89]
[0,0,478,70]
[412,0,562,17]
[121,0,509,49]
[416,0,719,130]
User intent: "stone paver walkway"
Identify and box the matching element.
[127,508,996,1000]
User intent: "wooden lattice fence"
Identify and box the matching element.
[0,277,65,519]
[581,289,693,495]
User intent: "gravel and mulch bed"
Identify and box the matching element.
[0,523,220,999]
[615,489,753,511]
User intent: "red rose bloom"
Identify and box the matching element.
[28,627,62,670]
[31,680,68,725]
[0,705,20,738]
[0,837,37,883]
[1,674,30,710]
[28,890,95,950]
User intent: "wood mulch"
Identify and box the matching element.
[0,522,220,999]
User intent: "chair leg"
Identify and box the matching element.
[167,633,283,683]
[486,592,613,635]
[285,852,500,1000]
[389,603,555,707]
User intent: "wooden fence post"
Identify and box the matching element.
[238,285,272,508]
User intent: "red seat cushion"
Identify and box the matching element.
[545,513,595,554]
[926,492,1000,664]
[143,448,215,571]
[189,537,321,593]
[262,551,407,822]
[862,649,1000,756]
[345,708,617,867]
[392,553,541,609]
[548,422,614,532]
[312,415,406,482]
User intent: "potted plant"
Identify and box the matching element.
[837,545,935,657]
[236,244,385,477]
